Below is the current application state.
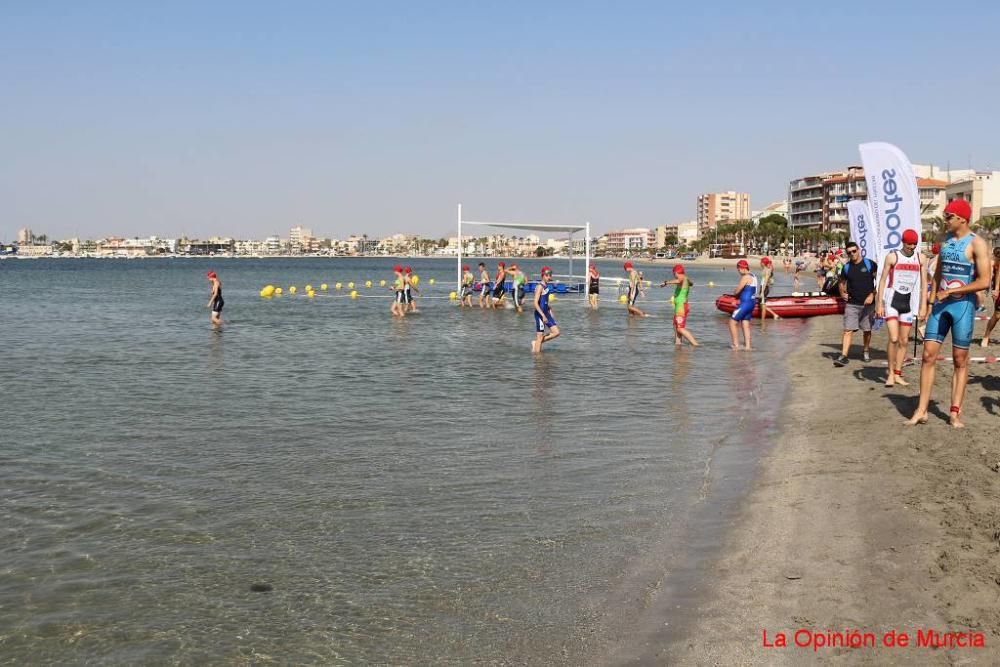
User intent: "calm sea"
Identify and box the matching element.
[0,257,805,664]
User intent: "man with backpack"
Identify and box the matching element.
[834,241,877,366]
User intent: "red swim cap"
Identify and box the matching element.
[405,266,412,273]
[624,262,633,270]
[760,256,772,266]
[931,243,941,255]
[672,264,685,274]
[541,266,552,275]
[207,271,217,279]
[498,261,505,267]
[462,265,470,271]
[737,259,750,270]
[393,265,403,272]
[901,229,919,244]
[944,198,972,222]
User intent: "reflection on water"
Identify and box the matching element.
[0,257,803,664]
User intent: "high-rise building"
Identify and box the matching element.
[17,228,33,244]
[696,192,750,236]
[289,225,313,247]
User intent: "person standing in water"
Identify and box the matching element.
[660,264,698,346]
[460,265,475,308]
[624,262,647,317]
[728,259,757,350]
[587,264,600,310]
[390,265,407,317]
[979,247,1000,347]
[759,256,780,324]
[492,261,508,309]
[404,266,419,312]
[508,264,527,313]
[207,271,224,326]
[531,266,560,353]
[907,199,992,428]
[478,262,491,309]
[875,229,927,387]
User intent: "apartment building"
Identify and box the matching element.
[697,192,750,235]
[604,228,655,253]
[945,172,1000,222]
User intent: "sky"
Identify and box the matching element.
[2,1,1000,241]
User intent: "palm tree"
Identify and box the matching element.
[974,216,1000,248]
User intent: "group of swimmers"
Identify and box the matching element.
[390,265,420,317]
[459,261,530,312]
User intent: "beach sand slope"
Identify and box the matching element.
[660,315,1000,665]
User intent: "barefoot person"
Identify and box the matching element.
[509,264,527,313]
[833,242,877,367]
[478,262,491,309]
[875,230,927,387]
[390,265,407,317]
[587,264,600,310]
[907,199,992,428]
[404,266,419,313]
[492,261,508,309]
[624,262,647,317]
[207,271,224,326]
[460,265,475,308]
[979,247,1000,347]
[661,264,699,346]
[759,256,780,324]
[728,259,756,350]
[531,266,560,353]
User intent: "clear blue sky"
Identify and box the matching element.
[2,1,998,241]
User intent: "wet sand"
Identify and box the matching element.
[655,314,1000,664]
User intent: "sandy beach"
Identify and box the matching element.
[649,314,1000,664]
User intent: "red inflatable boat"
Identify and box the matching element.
[715,293,846,318]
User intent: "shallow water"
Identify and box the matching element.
[0,257,805,664]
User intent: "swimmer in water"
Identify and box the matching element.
[509,264,527,313]
[624,261,648,317]
[492,261,508,309]
[478,262,491,309]
[404,266,419,312]
[390,265,407,317]
[728,259,757,349]
[531,266,560,353]
[661,264,698,346]
[460,265,475,308]
[207,271,224,326]
[588,264,600,310]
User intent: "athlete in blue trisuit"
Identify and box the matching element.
[907,199,992,428]
[530,266,560,353]
[728,259,757,350]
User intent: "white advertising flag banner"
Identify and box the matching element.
[847,200,877,262]
[858,142,922,267]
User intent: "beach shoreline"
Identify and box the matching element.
[643,314,1000,664]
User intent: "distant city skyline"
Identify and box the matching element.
[3,2,999,241]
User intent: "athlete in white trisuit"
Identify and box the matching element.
[875,229,927,387]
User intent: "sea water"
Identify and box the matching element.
[0,257,803,664]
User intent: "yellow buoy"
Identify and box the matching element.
[365,280,372,288]
[335,282,342,290]
[307,291,315,298]
[550,294,557,302]
[260,285,275,297]
[449,291,457,300]
[348,282,355,289]
[379,279,386,287]
[618,294,627,304]
[350,290,358,299]
[321,283,328,291]
[275,287,283,295]
[411,276,420,286]
[708,281,715,288]
[305,284,313,292]
[289,286,297,294]
[428,278,435,286]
